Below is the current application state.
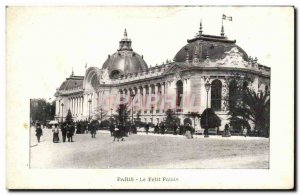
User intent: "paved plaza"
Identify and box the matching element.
[30,127,269,169]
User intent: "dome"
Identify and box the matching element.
[59,74,84,90]
[102,29,148,79]
[174,22,248,63]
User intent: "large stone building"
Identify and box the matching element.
[54,21,270,131]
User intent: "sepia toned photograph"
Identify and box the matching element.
[6,6,294,189]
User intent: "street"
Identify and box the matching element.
[30,127,269,169]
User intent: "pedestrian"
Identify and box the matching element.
[67,123,75,142]
[52,124,60,143]
[243,126,247,137]
[184,123,194,139]
[35,123,43,143]
[90,123,96,138]
[132,124,137,134]
[61,122,67,142]
[173,123,178,135]
[145,124,149,134]
[154,124,159,134]
[109,123,115,136]
[160,123,165,135]
[113,124,124,142]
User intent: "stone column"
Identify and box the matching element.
[137,87,141,112]
[70,98,72,114]
[83,94,87,118]
[78,97,80,114]
[185,78,191,113]
[78,97,81,115]
[221,79,229,111]
[76,97,78,115]
[80,96,83,115]
[181,79,186,112]
[154,84,159,113]
[74,97,76,115]
[161,83,165,112]
[143,86,147,113]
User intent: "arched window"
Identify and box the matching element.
[211,79,222,111]
[229,80,238,111]
[176,80,183,109]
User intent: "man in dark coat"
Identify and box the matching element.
[67,123,75,142]
[160,123,165,135]
[109,123,115,136]
[35,123,43,143]
[173,123,178,135]
[61,122,67,142]
[90,122,96,138]
[145,124,149,134]
[154,124,159,134]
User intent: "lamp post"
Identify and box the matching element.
[204,81,211,137]
[204,81,211,108]
[174,87,179,125]
[88,99,92,121]
[110,108,113,119]
[151,105,154,124]
[61,103,64,123]
[130,91,136,125]
[100,107,103,127]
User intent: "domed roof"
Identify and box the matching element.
[102,29,148,78]
[59,73,84,90]
[174,22,248,63]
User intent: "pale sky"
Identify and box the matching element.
[6,6,294,100]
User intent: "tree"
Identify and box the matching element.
[30,98,56,124]
[185,112,201,130]
[65,109,74,124]
[229,89,270,137]
[93,106,108,126]
[164,109,180,130]
[200,108,221,137]
[113,104,129,125]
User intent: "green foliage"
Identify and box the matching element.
[114,104,129,125]
[75,120,88,134]
[164,109,180,129]
[229,89,270,137]
[30,98,55,123]
[101,119,111,128]
[94,106,108,121]
[200,108,221,130]
[135,120,147,128]
[65,109,74,124]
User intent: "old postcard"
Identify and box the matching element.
[6,6,294,189]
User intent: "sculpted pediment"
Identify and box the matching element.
[215,47,248,67]
[164,63,186,74]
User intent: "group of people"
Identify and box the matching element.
[109,123,137,142]
[153,123,166,134]
[51,122,75,143]
[151,123,195,138]
[34,120,196,144]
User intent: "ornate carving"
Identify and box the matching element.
[174,71,181,81]
[216,47,248,67]
[221,79,229,111]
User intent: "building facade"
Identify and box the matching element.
[54,22,270,131]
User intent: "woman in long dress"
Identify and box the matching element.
[185,123,193,139]
[52,124,60,143]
